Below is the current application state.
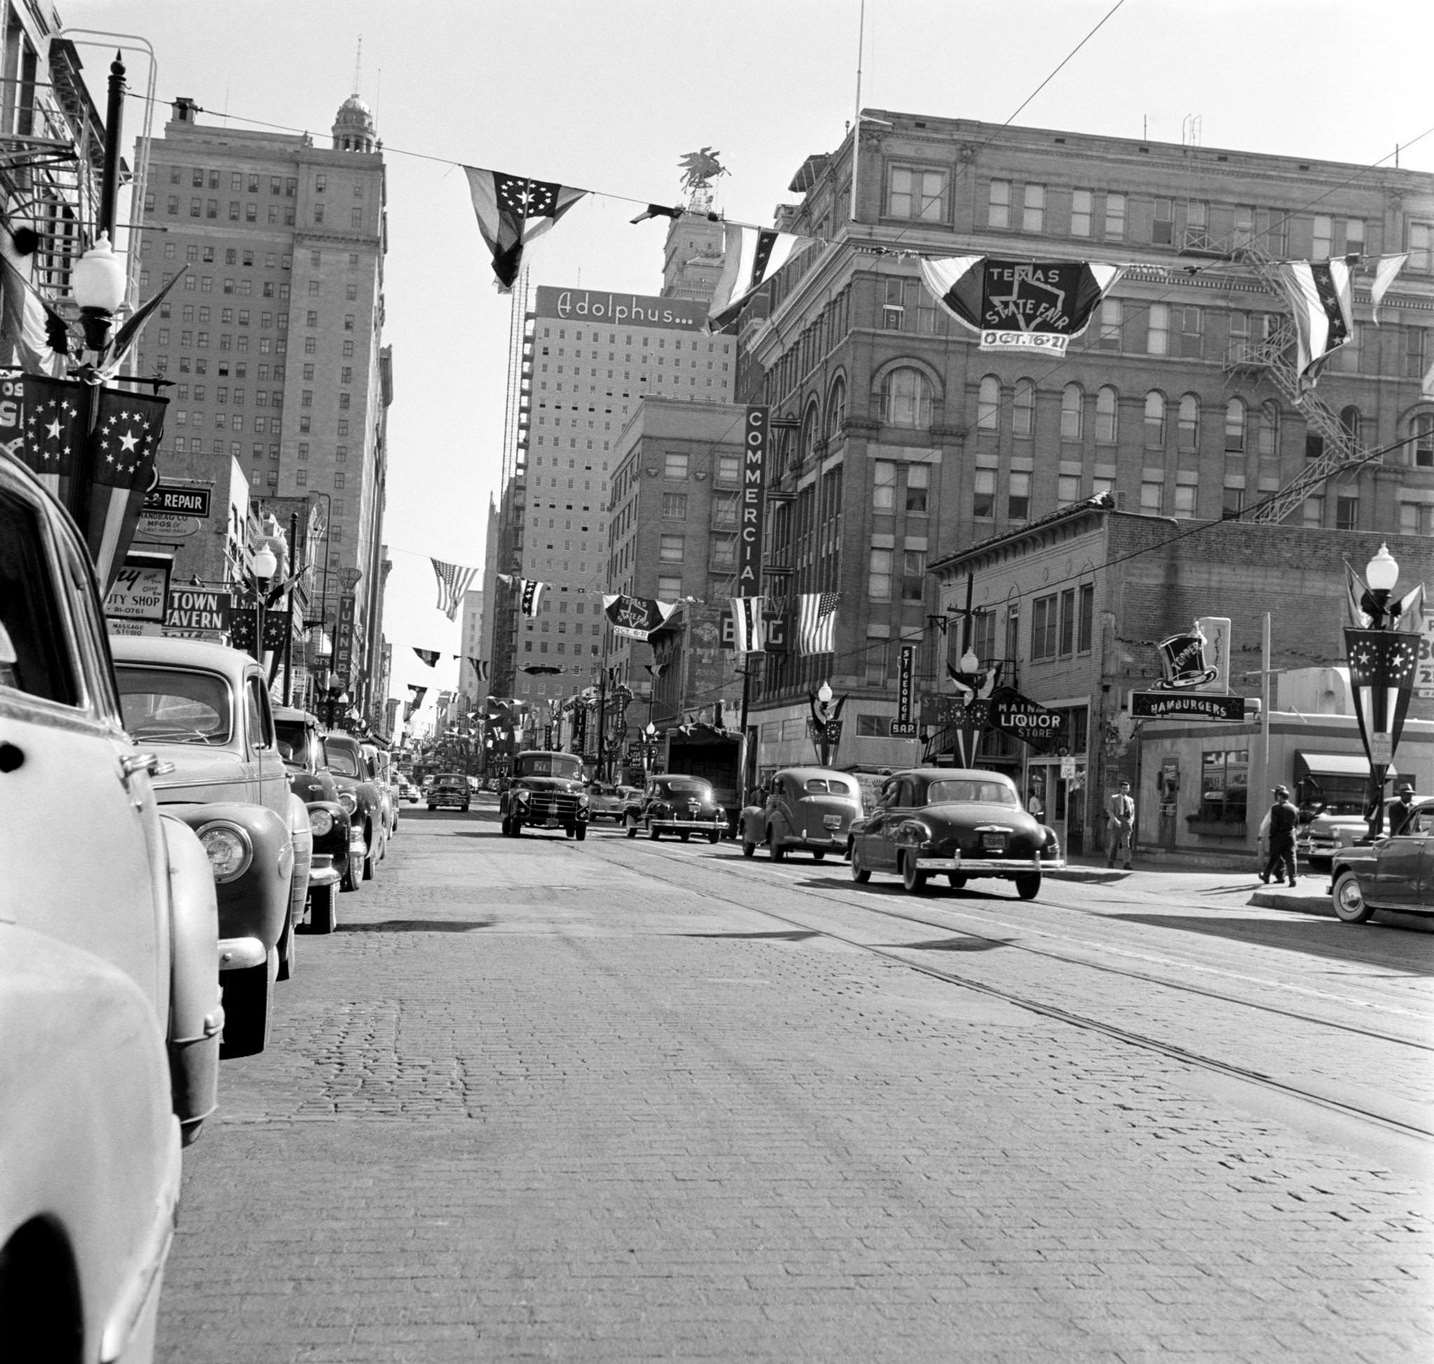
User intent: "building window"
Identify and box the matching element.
[905,463,929,514]
[663,451,688,480]
[1147,303,1170,356]
[1022,184,1045,232]
[1104,193,1126,239]
[661,492,687,519]
[1143,391,1166,447]
[973,469,995,518]
[1008,470,1030,521]
[659,534,684,562]
[710,534,736,568]
[1199,749,1249,825]
[1178,394,1199,451]
[1012,379,1035,437]
[901,550,925,602]
[977,376,1000,431]
[1071,188,1092,237]
[873,460,896,511]
[1031,594,1058,660]
[887,165,947,222]
[1413,414,1434,467]
[881,366,932,428]
[1140,477,1163,513]
[1224,398,1246,454]
[825,376,846,439]
[1335,495,1358,530]
[1095,386,1118,444]
[867,548,892,600]
[1174,478,1197,517]
[1096,298,1122,349]
[1077,584,1094,653]
[1152,197,1173,245]
[988,180,1011,229]
[1060,384,1083,440]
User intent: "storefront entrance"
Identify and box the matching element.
[1026,757,1086,856]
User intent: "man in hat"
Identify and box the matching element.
[1260,785,1298,886]
[1387,782,1418,838]
[1105,780,1135,869]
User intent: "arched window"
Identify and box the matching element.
[1224,397,1246,454]
[1095,386,1118,444]
[825,376,846,440]
[1412,413,1434,468]
[1340,404,1361,445]
[1012,379,1035,437]
[881,366,932,429]
[1060,383,1083,441]
[977,375,1000,431]
[1258,401,1280,458]
[1177,394,1199,452]
[800,400,820,464]
[1143,391,1166,447]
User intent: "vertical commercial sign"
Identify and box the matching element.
[335,594,356,681]
[736,406,768,593]
[897,645,914,722]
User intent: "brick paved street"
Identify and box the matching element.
[158,813,1434,1362]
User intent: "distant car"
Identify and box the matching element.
[402,781,421,804]
[624,774,727,843]
[112,633,307,1058]
[360,740,398,841]
[500,750,589,838]
[1298,806,1375,869]
[1329,796,1434,923]
[322,731,389,873]
[848,768,1064,900]
[586,781,638,823]
[740,766,863,861]
[427,771,470,812]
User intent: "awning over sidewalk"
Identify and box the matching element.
[1293,751,1396,777]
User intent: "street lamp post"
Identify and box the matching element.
[642,721,659,777]
[1345,543,1421,840]
[808,680,847,767]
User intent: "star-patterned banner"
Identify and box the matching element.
[18,373,85,505]
[1344,627,1419,769]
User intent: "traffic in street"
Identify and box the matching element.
[154,798,1434,1362]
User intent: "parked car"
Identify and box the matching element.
[624,774,727,843]
[586,781,638,823]
[273,705,365,915]
[1329,796,1434,923]
[322,730,388,874]
[427,771,471,812]
[1,449,222,1357]
[112,634,308,1057]
[500,750,590,838]
[739,767,864,861]
[0,447,220,1141]
[361,740,398,841]
[1298,801,1376,869]
[848,768,1064,900]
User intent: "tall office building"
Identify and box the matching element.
[489,281,735,711]
[131,92,394,715]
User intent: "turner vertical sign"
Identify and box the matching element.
[736,406,767,594]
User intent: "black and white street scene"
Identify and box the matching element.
[2,2,1433,1360]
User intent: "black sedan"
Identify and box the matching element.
[624,775,727,843]
[1329,796,1434,923]
[848,768,1063,900]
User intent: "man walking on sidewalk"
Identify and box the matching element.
[1105,780,1135,869]
[1260,785,1299,886]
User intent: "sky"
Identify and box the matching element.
[57,0,1434,713]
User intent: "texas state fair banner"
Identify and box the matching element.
[920,256,1126,356]
[602,593,680,642]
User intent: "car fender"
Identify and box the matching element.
[156,816,222,1134]
[0,924,181,1364]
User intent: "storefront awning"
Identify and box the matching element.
[1293,751,1395,777]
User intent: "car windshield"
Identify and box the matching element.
[802,777,856,796]
[926,779,1019,807]
[514,753,585,780]
[117,664,232,744]
[323,742,362,778]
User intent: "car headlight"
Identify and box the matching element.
[576,793,590,809]
[309,807,335,837]
[515,789,531,806]
[336,790,357,815]
[197,822,253,883]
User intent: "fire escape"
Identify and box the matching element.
[1223,237,1364,524]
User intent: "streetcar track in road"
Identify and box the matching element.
[588,841,1434,1144]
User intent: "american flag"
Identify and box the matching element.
[431,557,478,621]
[796,592,839,656]
[730,596,765,653]
[464,166,588,290]
[88,388,167,592]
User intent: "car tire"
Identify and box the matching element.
[1332,869,1373,924]
[1014,872,1041,901]
[742,837,755,857]
[812,849,826,861]
[363,830,376,880]
[461,804,469,812]
[626,818,638,840]
[679,831,690,842]
[575,824,587,842]
[947,873,966,890]
[707,831,720,844]
[341,853,361,893]
[220,957,273,1059]
[427,804,436,811]
[648,823,660,840]
[277,910,296,981]
[310,882,337,934]
[851,847,871,884]
[900,853,928,894]
[768,830,785,862]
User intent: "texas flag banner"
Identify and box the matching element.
[87,388,167,592]
[1275,257,1354,385]
[730,596,766,654]
[920,255,1125,356]
[708,224,803,331]
[518,577,546,618]
[464,166,588,291]
[602,593,680,642]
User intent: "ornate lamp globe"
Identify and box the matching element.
[1365,543,1399,594]
[250,545,278,581]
